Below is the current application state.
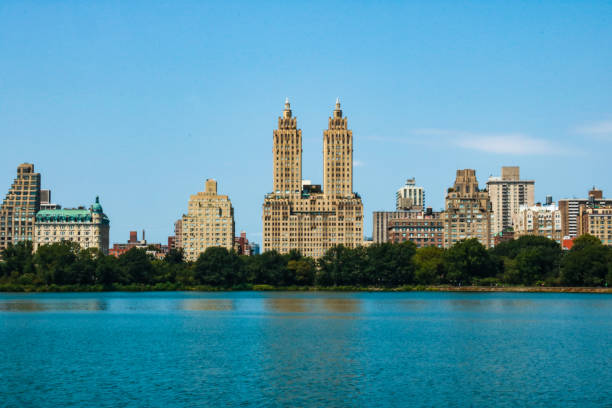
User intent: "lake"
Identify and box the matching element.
[0,291,610,407]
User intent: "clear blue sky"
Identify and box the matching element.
[1,1,611,245]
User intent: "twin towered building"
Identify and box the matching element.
[262,99,363,257]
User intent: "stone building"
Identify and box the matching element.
[373,210,421,244]
[577,204,612,246]
[512,203,562,243]
[182,179,235,261]
[34,196,110,254]
[262,99,363,258]
[443,169,492,248]
[396,178,424,211]
[486,166,535,235]
[387,209,444,248]
[0,163,41,251]
[558,188,612,238]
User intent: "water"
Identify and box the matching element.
[0,292,610,407]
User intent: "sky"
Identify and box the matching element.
[1,0,611,245]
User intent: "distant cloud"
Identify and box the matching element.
[575,120,612,139]
[411,128,568,155]
[353,160,365,167]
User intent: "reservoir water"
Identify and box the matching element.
[0,291,610,407]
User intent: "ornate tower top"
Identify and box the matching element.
[328,98,347,129]
[283,97,292,119]
[279,98,297,129]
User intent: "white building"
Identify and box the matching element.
[396,178,424,211]
[487,166,535,235]
[512,203,562,243]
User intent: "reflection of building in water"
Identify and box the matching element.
[181,299,235,311]
[265,297,308,313]
[320,297,360,313]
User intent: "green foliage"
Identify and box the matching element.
[444,239,496,284]
[2,234,611,290]
[561,235,610,286]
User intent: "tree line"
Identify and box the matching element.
[0,235,610,290]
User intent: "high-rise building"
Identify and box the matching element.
[486,166,535,235]
[577,203,612,246]
[512,203,562,243]
[0,163,41,251]
[34,196,110,254]
[387,208,444,248]
[558,188,612,238]
[262,99,363,258]
[396,178,424,210]
[40,189,61,211]
[443,169,492,248]
[372,210,421,243]
[174,219,183,249]
[182,179,235,261]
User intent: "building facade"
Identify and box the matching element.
[0,163,41,251]
[396,178,424,211]
[34,196,110,254]
[443,169,492,248]
[486,166,535,235]
[512,203,562,243]
[262,99,363,258]
[558,188,612,238]
[182,179,235,261]
[387,209,443,248]
[577,204,612,246]
[373,210,421,244]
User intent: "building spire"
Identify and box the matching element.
[333,97,342,118]
[283,97,292,118]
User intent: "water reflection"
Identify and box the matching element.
[0,299,107,312]
[264,296,361,315]
[181,299,234,311]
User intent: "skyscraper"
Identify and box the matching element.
[486,166,535,235]
[181,179,235,261]
[0,163,41,251]
[443,169,492,248]
[262,99,363,257]
[396,178,424,211]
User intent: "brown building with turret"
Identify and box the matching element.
[443,169,492,248]
[262,99,363,258]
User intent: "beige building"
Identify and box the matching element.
[443,169,492,248]
[181,179,235,261]
[173,219,183,249]
[578,204,612,246]
[262,99,363,258]
[487,166,535,235]
[373,210,421,243]
[0,163,41,252]
[512,203,562,243]
[558,188,612,238]
[34,196,110,254]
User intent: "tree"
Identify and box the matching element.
[193,247,243,287]
[0,241,34,278]
[34,241,81,284]
[561,235,609,286]
[117,248,154,284]
[414,246,445,285]
[444,239,495,284]
[365,242,416,286]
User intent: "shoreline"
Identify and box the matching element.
[0,284,610,294]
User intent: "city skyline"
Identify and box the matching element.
[1,1,611,245]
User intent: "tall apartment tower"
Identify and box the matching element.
[396,178,424,210]
[323,98,353,197]
[273,98,302,195]
[444,169,492,248]
[486,166,535,235]
[0,163,41,251]
[559,188,612,238]
[262,99,363,258]
[181,179,235,261]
